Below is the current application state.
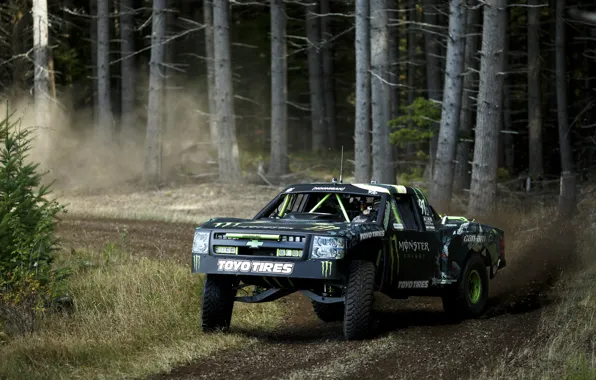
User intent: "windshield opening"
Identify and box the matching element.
[261,192,384,223]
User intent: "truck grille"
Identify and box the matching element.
[212,231,307,258]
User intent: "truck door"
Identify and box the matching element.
[388,194,442,290]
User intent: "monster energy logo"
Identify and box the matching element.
[193,254,201,271]
[321,261,333,277]
[306,224,340,231]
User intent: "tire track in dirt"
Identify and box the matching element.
[55,217,552,380]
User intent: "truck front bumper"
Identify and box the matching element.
[192,254,341,280]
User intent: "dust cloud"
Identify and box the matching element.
[1,88,215,195]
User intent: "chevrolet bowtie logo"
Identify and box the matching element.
[246,240,264,249]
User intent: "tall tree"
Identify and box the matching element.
[527,0,543,181]
[556,0,576,218]
[213,0,242,182]
[97,0,113,141]
[32,0,50,143]
[306,3,326,152]
[430,0,466,212]
[144,0,166,183]
[320,0,337,149]
[268,0,289,178]
[354,0,371,183]
[90,0,98,128]
[204,0,218,147]
[407,0,417,105]
[453,0,480,193]
[120,0,136,134]
[468,0,507,216]
[370,0,393,183]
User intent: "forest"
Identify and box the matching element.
[1,1,596,379]
[0,0,595,216]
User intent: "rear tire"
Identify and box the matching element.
[343,260,376,340]
[312,301,344,322]
[442,254,489,320]
[201,274,237,332]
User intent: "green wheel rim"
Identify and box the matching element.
[468,270,482,304]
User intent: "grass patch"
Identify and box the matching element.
[0,246,285,380]
[481,221,596,380]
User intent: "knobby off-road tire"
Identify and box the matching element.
[343,260,376,340]
[442,254,489,321]
[312,300,344,322]
[201,274,238,332]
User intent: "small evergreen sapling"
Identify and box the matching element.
[0,112,67,335]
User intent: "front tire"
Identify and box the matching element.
[200,274,237,332]
[442,254,489,320]
[343,260,376,340]
[312,301,344,322]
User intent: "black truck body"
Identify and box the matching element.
[192,182,506,340]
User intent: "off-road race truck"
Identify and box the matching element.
[191,182,506,340]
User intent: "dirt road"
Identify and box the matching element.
[57,217,549,380]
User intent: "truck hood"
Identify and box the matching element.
[200,217,386,238]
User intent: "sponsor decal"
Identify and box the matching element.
[463,235,486,243]
[398,240,430,252]
[398,280,429,289]
[321,260,332,277]
[312,186,345,191]
[423,216,435,231]
[359,230,385,240]
[285,187,294,193]
[305,224,341,231]
[217,259,294,274]
[246,240,264,249]
[192,254,201,271]
[368,190,378,195]
[393,223,404,230]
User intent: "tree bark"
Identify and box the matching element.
[320,0,337,150]
[370,0,393,184]
[502,26,515,175]
[430,0,467,212]
[527,0,543,180]
[453,0,480,193]
[90,0,98,128]
[268,0,289,178]
[32,0,50,129]
[213,0,242,182]
[204,0,218,147]
[407,0,417,105]
[97,0,113,141]
[556,0,576,218]
[144,0,166,183]
[306,3,326,152]
[354,0,371,183]
[467,0,507,217]
[120,0,136,134]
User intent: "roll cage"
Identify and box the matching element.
[256,192,385,223]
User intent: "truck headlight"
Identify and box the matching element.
[311,236,345,259]
[192,230,210,254]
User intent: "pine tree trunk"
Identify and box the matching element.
[407,0,417,105]
[527,0,543,180]
[502,16,515,175]
[268,0,289,178]
[430,0,466,212]
[320,0,337,150]
[32,0,50,161]
[144,0,166,183]
[97,0,113,141]
[467,0,507,217]
[370,0,393,184]
[90,0,98,128]
[453,0,480,193]
[120,0,136,134]
[213,0,242,183]
[555,0,576,218]
[354,0,371,183]
[306,3,326,152]
[204,0,218,147]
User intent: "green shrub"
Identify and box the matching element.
[0,111,67,335]
[389,97,441,147]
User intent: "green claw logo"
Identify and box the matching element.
[246,240,264,249]
[193,255,201,271]
[321,261,332,277]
